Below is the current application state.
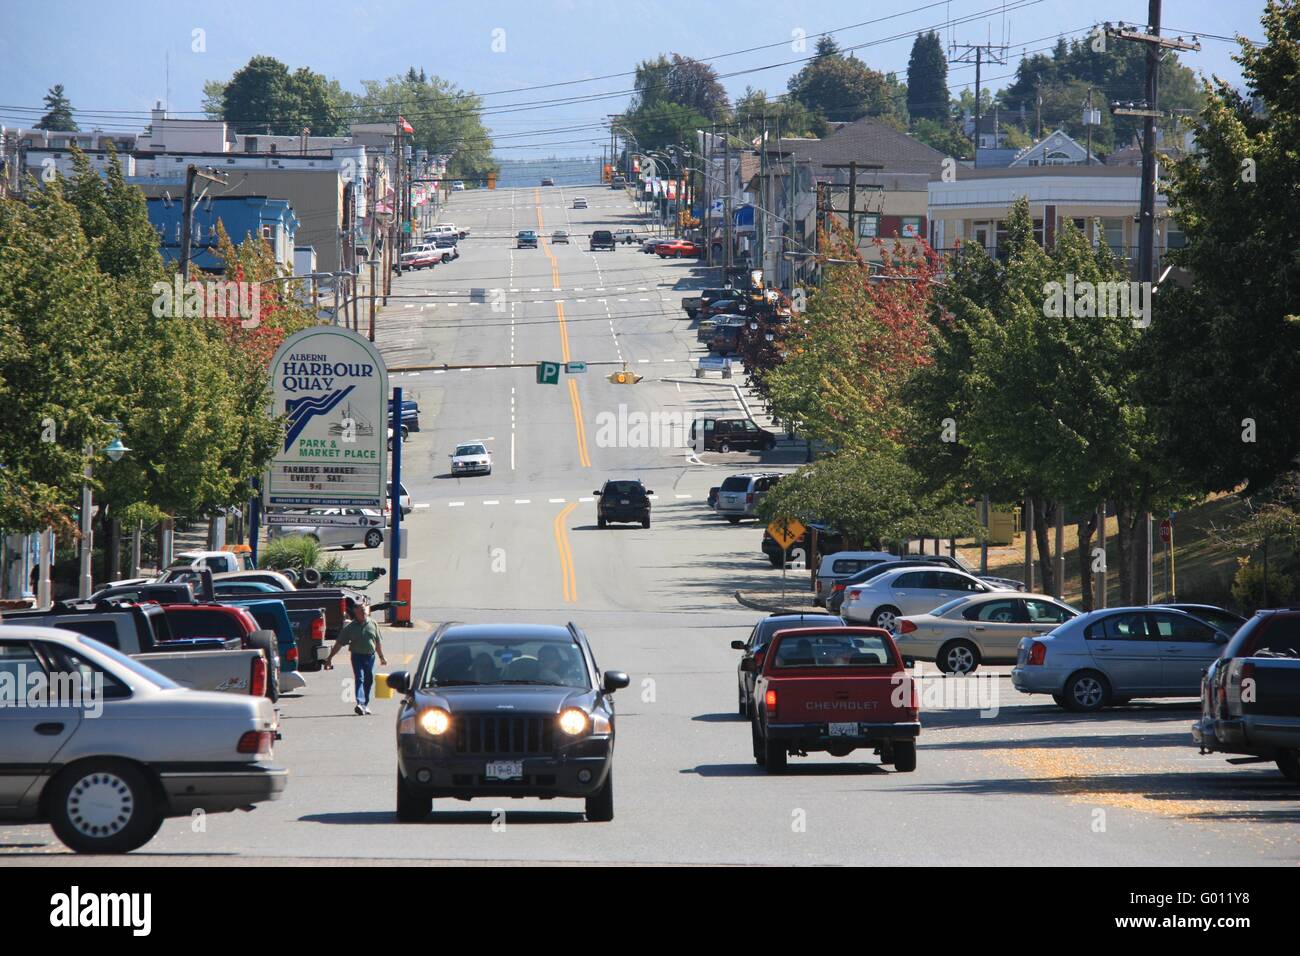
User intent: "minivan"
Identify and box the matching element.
[689,418,777,454]
[814,551,898,606]
[715,473,783,523]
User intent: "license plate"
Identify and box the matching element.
[828,722,858,736]
[620,499,630,505]
[485,760,523,780]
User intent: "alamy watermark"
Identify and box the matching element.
[1042,275,1152,328]
[151,274,261,329]
[0,664,105,718]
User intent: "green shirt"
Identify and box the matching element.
[339,619,381,656]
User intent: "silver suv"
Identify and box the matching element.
[714,473,782,523]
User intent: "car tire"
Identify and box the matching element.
[751,718,765,765]
[719,441,732,453]
[364,529,383,549]
[727,517,741,525]
[870,606,902,634]
[598,517,607,529]
[47,760,163,854]
[1276,750,1300,781]
[763,730,787,774]
[642,518,651,528]
[585,770,614,822]
[1052,693,1069,708]
[892,741,917,773]
[936,640,981,675]
[395,771,431,822]
[1062,670,1111,712]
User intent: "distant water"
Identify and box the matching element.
[494,156,604,189]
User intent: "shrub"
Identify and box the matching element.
[259,534,324,573]
[1230,557,1297,612]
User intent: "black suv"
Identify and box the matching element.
[595,479,652,528]
[590,229,616,251]
[387,622,629,821]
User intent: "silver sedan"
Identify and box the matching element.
[268,508,386,550]
[893,592,1078,673]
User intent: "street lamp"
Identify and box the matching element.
[79,431,130,599]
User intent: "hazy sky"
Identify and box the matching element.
[0,0,1269,157]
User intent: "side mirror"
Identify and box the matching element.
[740,658,757,673]
[592,490,602,496]
[386,670,410,695]
[730,640,747,651]
[602,670,630,693]
[902,656,916,669]
[645,490,654,496]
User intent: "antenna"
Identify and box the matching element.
[165,51,170,113]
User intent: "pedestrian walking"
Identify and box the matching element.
[325,599,387,715]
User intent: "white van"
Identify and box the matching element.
[814,551,897,607]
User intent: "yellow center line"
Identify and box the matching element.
[552,502,579,602]
[534,191,589,468]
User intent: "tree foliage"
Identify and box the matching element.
[787,47,902,126]
[216,56,346,136]
[906,32,949,122]
[36,84,78,132]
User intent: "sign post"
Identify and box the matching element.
[388,385,404,625]
[766,518,806,607]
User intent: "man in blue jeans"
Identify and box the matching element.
[326,599,387,715]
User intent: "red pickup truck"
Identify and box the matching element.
[746,626,920,774]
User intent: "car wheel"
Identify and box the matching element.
[1063,670,1110,712]
[763,730,787,774]
[936,640,981,675]
[751,718,765,765]
[1051,693,1069,708]
[364,529,383,549]
[585,770,614,822]
[396,771,431,822]
[1276,750,1300,781]
[718,441,732,453]
[892,741,917,773]
[727,517,741,525]
[642,517,651,528]
[598,516,607,529]
[870,606,902,634]
[48,760,163,854]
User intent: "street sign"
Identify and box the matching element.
[1159,518,1172,543]
[565,361,587,374]
[536,361,561,385]
[767,518,806,551]
[265,327,388,509]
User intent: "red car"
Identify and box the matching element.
[745,626,920,774]
[656,239,702,259]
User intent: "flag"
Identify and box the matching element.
[399,116,414,134]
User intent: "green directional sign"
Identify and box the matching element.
[565,361,587,374]
[536,361,562,385]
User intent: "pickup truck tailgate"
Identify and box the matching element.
[767,674,914,724]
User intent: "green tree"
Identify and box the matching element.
[910,118,970,159]
[35,84,78,131]
[217,56,346,136]
[351,72,495,180]
[788,49,900,125]
[733,88,816,140]
[907,32,949,122]
[1146,0,1300,497]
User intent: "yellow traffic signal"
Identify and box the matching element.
[607,367,643,384]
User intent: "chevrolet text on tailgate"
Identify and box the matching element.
[746,626,919,774]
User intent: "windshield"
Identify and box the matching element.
[76,635,181,689]
[420,638,590,689]
[773,633,897,668]
[455,444,487,457]
[604,481,644,496]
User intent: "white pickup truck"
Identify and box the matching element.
[1,603,274,698]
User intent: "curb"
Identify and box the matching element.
[660,376,754,425]
[734,589,820,615]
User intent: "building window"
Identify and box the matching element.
[858,215,879,239]
[899,216,922,238]
[1101,217,1125,254]
[1164,219,1186,250]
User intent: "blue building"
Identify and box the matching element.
[146,195,299,272]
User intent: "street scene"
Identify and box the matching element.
[0,0,1297,888]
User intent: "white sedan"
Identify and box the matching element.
[267,508,386,550]
[892,592,1080,673]
[0,626,285,853]
[450,441,492,476]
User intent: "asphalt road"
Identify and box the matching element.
[4,185,1296,865]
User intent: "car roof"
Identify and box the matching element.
[439,623,579,644]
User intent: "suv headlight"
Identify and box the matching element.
[558,708,589,736]
[418,708,452,736]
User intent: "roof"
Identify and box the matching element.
[799,116,947,176]
[440,623,578,643]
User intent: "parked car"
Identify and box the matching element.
[689,417,777,454]
[2,602,273,699]
[385,622,629,822]
[0,626,285,853]
[266,508,386,550]
[1154,603,1246,635]
[541,177,555,186]
[656,239,702,258]
[516,230,538,249]
[641,236,668,253]
[714,473,783,523]
[1193,608,1300,781]
[89,582,197,605]
[450,441,492,476]
[827,555,1024,613]
[894,592,1079,674]
[551,230,570,244]
[389,397,421,432]
[573,196,588,209]
[709,321,744,356]
[611,228,637,245]
[732,613,845,717]
[161,603,282,699]
[813,551,898,607]
[747,626,919,773]
[841,566,1013,633]
[595,479,652,528]
[164,550,252,576]
[386,480,412,517]
[590,229,616,251]
[700,292,750,319]
[212,580,281,598]
[452,180,465,190]
[1012,606,1237,711]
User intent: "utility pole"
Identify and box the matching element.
[723,127,733,269]
[821,161,882,249]
[703,126,714,265]
[1035,77,1043,139]
[179,164,227,281]
[368,155,378,341]
[950,40,1007,157]
[1107,5,1200,604]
